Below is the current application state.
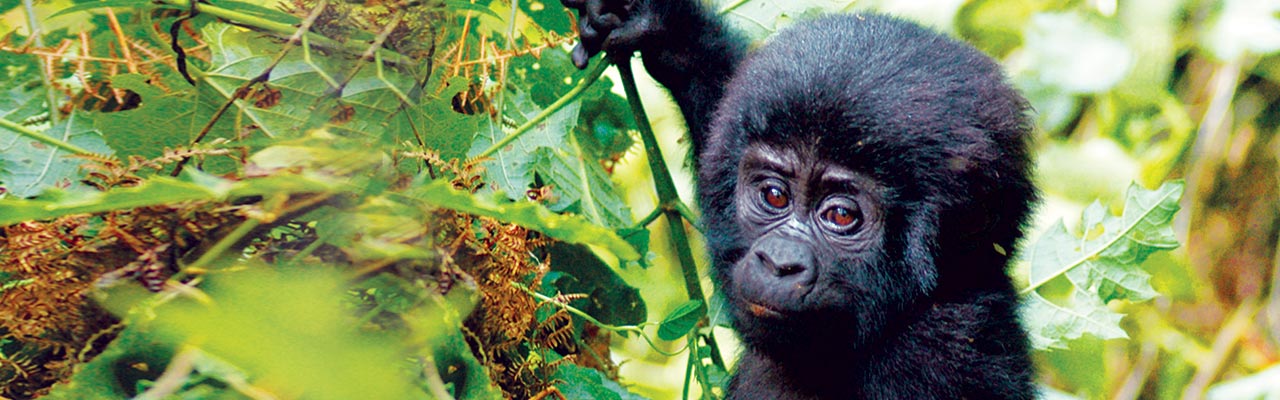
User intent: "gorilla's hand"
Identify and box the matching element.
[561,0,668,68]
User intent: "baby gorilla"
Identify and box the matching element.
[562,0,1038,398]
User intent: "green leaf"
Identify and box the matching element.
[956,0,1038,57]
[42,324,173,399]
[394,76,488,160]
[1022,292,1127,350]
[657,299,706,341]
[0,112,113,197]
[1021,181,1184,349]
[93,74,202,159]
[0,170,337,225]
[198,23,413,141]
[552,364,650,400]
[145,267,426,400]
[1027,181,1182,302]
[444,0,502,18]
[468,83,633,229]
[545,243,647,326]
[405,180,640,261]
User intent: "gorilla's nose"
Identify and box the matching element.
[753,236,815,281]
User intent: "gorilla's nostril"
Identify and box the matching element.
[774,262,804,276]
[754,249,810,278]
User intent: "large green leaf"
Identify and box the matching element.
[552,364,650,400]
[657,299,706,341]
[1022,181,1184,349]
[146,267,426,400]
[392,76,489,160]
[468,90,632,229]
[93,74,203,159]
[1023,291,1127,350]
[0,112,113,197]
[0,171,336,225]
[198,23,414,141]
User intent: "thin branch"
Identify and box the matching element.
[616,59,725,369]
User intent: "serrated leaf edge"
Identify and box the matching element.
[1021,181,1182,294]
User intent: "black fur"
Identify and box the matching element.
[563,1,1037,398]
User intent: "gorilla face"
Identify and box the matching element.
[719,140,927,353]
[698,14,1032,356]
[728,143,884,315]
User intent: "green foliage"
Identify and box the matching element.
[658,299,706,342]
[1022,181,1184,349]
[407,180,639,262]
[1,0,1256,398]
[0,0,651,397]
[553,364,649,400]
[0,104,112,196]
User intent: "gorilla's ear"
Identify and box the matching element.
[902,202,940,294]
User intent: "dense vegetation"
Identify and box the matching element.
[0,0,1274,399]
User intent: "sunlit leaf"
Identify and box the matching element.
[1018,12,1133,94]
[1021,181,1183,349]
[553,364,650,400]
[149,267,425,400]
[657,299,705,341]
[1023,292,1127,350]
[0,170,336,225]
[0,112,112,197]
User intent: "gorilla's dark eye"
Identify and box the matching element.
[820,199,861,231]
[760,185,789,209]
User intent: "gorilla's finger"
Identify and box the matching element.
[578,16,607,55]
[594,13,623,30]
[605,17,650,49]
[572,44,591,69]
[584,0,606,20]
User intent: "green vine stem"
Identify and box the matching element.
[0,117,94,155]
[615,59,726,370]
[475,59,610,159]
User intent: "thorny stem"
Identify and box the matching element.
[616,59,726,370]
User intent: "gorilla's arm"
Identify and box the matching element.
[563,0,748,155]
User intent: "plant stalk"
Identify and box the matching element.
[616,58,725,369]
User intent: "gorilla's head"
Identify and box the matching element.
[697,14,1036,357]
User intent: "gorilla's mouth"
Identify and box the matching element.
[745,301,785,318]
